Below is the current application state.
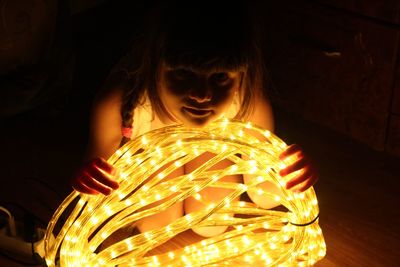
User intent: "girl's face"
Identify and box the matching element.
[158,63,243,127]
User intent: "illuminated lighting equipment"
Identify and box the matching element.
[44,119,326,266]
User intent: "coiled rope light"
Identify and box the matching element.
[44,119,326,266]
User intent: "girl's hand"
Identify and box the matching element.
[71,157,119,195]
[279,144,318,192]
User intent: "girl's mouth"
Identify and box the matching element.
[182,107,212,117]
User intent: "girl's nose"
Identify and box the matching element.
[188,88,212,103]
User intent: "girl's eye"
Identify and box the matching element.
[211,72,230,84]
[173,69,194,80]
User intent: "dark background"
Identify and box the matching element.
[0,0,399,266]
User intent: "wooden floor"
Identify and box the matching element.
[0,103,399,266]
[274,109,400,267]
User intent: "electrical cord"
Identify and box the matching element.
[0,206,16,236]
[0,176,67,265]
[0,250,43,266]
[2,202,46,228]
[0,207,44,266]
[2,175,69,228]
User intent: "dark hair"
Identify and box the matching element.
[111,0,268,128]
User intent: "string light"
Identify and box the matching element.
[44,119,326,266]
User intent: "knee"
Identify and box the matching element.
[185,198,232,237]
[244,180,282,209]
[191,214,231,237]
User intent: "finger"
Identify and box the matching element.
[93,157,116,175]
[279,157,308,177]
[86,163,119,190]
[80,171,113,195]
[296,175,318,192]
[285,166,313,189]
[279,144,302,160]
[94,173,119,190]
[72,179,100,195]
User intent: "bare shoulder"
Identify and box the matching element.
[248,93,275,132]
[92,71,131,113]
[92,86,124,114]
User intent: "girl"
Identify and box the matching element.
[71,0,318,236]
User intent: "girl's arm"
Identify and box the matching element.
[71,86,125,195]
[247,92,275,133]
[246,93,318,209]
[243,93,281,208]
[85,87,125,161]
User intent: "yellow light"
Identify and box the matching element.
[44,119,325,266]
